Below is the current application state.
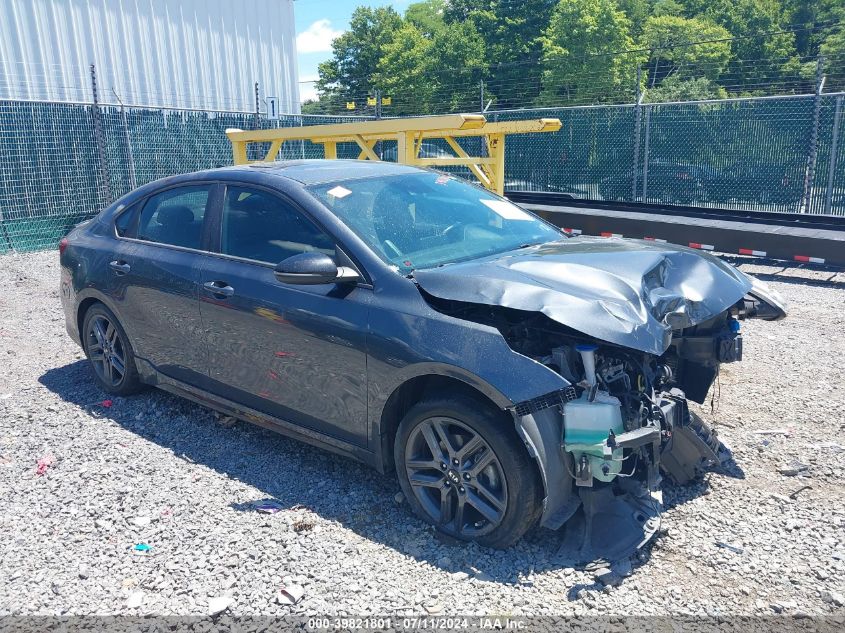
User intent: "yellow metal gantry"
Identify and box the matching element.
[225,114,561,195]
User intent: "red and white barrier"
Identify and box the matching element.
[567,228,830,266]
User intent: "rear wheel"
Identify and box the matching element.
[394,394,542,549]
[82,304,142,396]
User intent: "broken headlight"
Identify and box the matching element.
[734,276,787,321]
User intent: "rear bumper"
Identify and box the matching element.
[60,266,81,346]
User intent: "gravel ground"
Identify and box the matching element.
[1,250,844,618]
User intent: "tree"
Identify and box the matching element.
[375,23,436,114]
[376,17,486,115]
[690,0,801,93]
[616,0,652,37]
[644,76,728,102]
[315,7,403,103]
[640,15,732,88]
[305,0,830,114]
[428,21,488,112]
[444,0,558,109]
[820,30,845,91]
[651,0,684,18]
[538,0,642,106]
[405,0,446,38]
[778,0,845,57]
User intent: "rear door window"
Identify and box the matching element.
[136,186,211,250]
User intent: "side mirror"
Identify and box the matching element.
[274,252,361,285]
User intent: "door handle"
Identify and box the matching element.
[203,281,235,298]
[109,260,131,275]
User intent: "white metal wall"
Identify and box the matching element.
[0,0,300,113]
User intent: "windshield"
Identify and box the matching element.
[308,172,564,272]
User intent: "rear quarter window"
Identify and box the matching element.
[114,202,140,237]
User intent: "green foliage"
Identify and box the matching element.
[315,6,403,102]
[651,0,684,18]
[641,15,732,86]
[405,0,446,37]
[376,19,486,115]
[758,0,844,57]
[538,0,643,105]
[306,0,835,113]
[615,0,652,36]
[820,31,845,91]
[693,0,800,90]
[442,1,558,109]
[376,23,436,114]
[644,76,728,102]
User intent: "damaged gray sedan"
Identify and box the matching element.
[61,160,786,553]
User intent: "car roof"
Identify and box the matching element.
[214,159,423,185]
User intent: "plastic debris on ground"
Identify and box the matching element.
[101,399,113,408]
[207,595,232,616]
[276,584,305,605]
[130,516,151,528]
[132,543,152,553]
[254,500,283,514]
[126,591,144,609]
[778,460,811,477]
[35,454,55,475]
[715,541,744,554]
[789,485,812,499]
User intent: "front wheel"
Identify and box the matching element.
[394,394,542,549]
[82,303,143,396]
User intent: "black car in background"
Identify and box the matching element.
[60,160,785,552]
[600,160,803,208]
[600,162,723,204]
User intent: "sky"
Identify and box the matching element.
[294,0,411,102]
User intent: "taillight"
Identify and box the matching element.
[59,237,69,255]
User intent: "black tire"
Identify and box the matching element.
[394,394,542,549]
[81,303,143,396]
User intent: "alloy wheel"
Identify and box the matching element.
[86,315,126,387]
[404,416,508,538]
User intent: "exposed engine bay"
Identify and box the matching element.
[423,291,776,560]
[412,237,787,559]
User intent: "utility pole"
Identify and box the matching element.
[480,80,484,113]
[375,89,382,120]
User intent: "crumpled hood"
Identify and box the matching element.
[413,237,753,355]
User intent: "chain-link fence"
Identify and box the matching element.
[0,100,370,252]
[498,93,845,215]
[1,92,844,253]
